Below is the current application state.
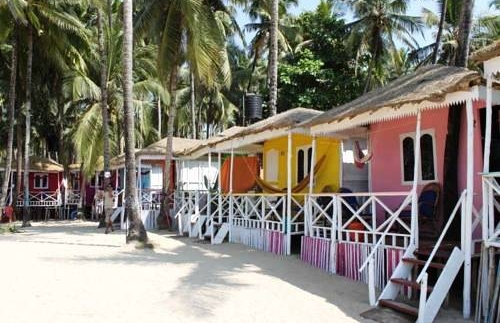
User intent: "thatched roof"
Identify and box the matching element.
[1,157,64,173]
[233,108,321,138]
[301,65,481,131]
[470,40,500,63]
[138,137,200,157]
[181,126,246,156]
[109,137,201,167]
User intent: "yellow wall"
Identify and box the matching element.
[262,134,341,193]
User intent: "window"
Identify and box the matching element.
[297,146,312,182]
[400,130,437,183]
[90,172,104,188]
[70,172,80,190]
[265,149,279,182]
[34,174,49,189]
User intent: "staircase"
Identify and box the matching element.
[378,244,464,323]
[213,223,229,244]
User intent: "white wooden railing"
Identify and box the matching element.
[307,191,413,249]
[229,193,286,233]
[482,173,500,248]
[16,191,60,207]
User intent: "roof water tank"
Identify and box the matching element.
[244,93,263,121]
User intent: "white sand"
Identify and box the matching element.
[0,221,472,323]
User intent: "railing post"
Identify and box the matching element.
[418,273,428,323]
[368,258,376,306]
[411,110,422,249]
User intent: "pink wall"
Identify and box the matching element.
[369,101,485,220]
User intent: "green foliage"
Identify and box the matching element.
[278,6,364,111]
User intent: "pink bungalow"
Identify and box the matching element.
[298,63,497,322]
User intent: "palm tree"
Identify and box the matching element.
[345,0,423,91]
[268,0,279,116]
[441,0,475,238]
[97,5,111,188]
[432,0,448,63]
[0,27,17,208]
[135,0,231,228]
[123,0,147,243]
[22,24,33,226]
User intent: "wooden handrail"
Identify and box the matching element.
[416,190,466,283]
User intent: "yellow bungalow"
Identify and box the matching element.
[179,108,343,256]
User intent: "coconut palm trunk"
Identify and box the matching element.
[442,0,475,238]
[160,68,178,230]
[98,8,111,190]
[1,32,18,208]
[123,0,147,243]
[268,0,279,116]
[190,70,196,139]
[22,25,33,227]
[14,124,22,211]
[432,0,448,64]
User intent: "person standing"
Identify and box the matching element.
[103,184,115,234]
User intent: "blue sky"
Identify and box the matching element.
[235,0,496,48]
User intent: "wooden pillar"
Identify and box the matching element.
[463,98,474,319]
[482,74,492,241]
[206,151,212,240]
[138,157,142,209]
[411,111,422,248]
[218,152,222,226]
[307,136,317,237]
[286,132,293,255]
[229,146,234,242]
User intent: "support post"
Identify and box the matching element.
[307,136,317,238]
[286,132,293,255]
[229,146,235,242]
[138,157,142,210]
[206,151,212,240]
[368,258,376,306]
[411,111,422,248]
[463,98,474,319]
[482,74,492,242]
[218,152,222,226]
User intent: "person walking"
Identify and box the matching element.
[103,184,115,234]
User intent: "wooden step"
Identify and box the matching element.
[414,249,452,259]
[378,299,418,317]
[402,257,445,269]
[390,278,433,292]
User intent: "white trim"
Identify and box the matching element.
[296,144,312,183]
[311,88,480,136]
[33,173,49,190]
[399,129,438,185]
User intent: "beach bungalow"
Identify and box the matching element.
[109,136,217,230]
[0,157,64,220]
[296,62,500,322]
[179,108,345,256]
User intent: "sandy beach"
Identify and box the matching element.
[0,221,472,323]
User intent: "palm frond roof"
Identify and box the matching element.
[300,65,481,130]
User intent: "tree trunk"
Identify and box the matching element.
[123,0,148,243]
[159,67,178,230]
[1,31,17,207]
[268,0,279,116]
[432,0,448,64]
[442,0,474,240]
[190,70,196,139]
[13,124,22,212]
[22,26,33,227]
[455,0,475,67]
[98,8,111,189]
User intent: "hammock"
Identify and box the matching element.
[246,155,327,194]
[354,140,373,169]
